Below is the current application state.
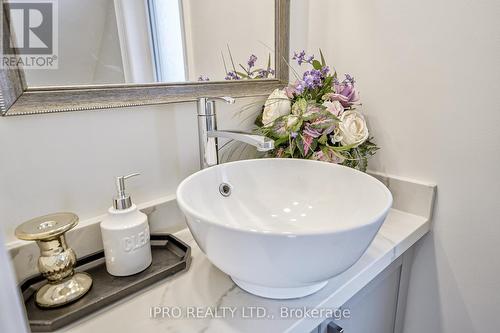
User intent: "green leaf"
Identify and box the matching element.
[292,98,308,115]
[295,119,304,132]
[254,112,263,127]
[267,53,271,69]
[239,64,250,75]
[331,148,347,160]
[274,136,289,147]
[323,76,333,89]
[227,44,237,72]
[310,116,337,130]
[319,49,326,67]
[271,118,289,138]
[312,60,322,70]
[221,51,228,74]
[318,133,328,145]
[310,139,318,153]
[317,76,334,100]
[285,115,303,132]
[329,143,358,151]
[235,71,250,79]
[302,105,322,121]
[296,135,305,157]
[288,138,296,157]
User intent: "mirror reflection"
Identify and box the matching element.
[14,0,275,87]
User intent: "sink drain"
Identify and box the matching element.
[219,183,232,197]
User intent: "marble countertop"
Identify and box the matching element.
[59,208,430,333]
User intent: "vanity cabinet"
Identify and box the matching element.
[312,248,414,333]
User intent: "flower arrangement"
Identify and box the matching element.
[255,50,378,171]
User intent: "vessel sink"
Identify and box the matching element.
[176,159,392,299]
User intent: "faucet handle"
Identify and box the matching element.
[197,96,235,116]
[206,96,235,104]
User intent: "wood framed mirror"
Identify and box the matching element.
[0,0,289,116]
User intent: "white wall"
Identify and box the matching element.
[0,104,193,243]
[0,97,262,245]
[292,0,500,331]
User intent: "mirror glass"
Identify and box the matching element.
[11,0,275,87]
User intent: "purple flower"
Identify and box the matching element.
[225,71,240,80]
[290,132,298,138]
[303,73,316,89]
[293,80,306,94]
[292,51,306,65]
[247,54,258,68]
[344,74,355,84]
[323,74,360,107]
[292,50,314,65]
[197,75,210,81]
[255,67,275,78]
[302,68,325,89]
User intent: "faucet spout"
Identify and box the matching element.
[197,96,274,169]
[207,130,274,152]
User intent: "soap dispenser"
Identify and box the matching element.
[100,173,152,276]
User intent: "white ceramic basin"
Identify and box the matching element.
[176,159,392,299]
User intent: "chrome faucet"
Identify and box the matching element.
[197,97,274,169]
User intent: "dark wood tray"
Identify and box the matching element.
[20,234,191,332]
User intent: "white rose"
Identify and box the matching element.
[322,100,344,116]
[262,89,291,126]
[335,110,369,147]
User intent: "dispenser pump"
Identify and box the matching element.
[113,173,140,210]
